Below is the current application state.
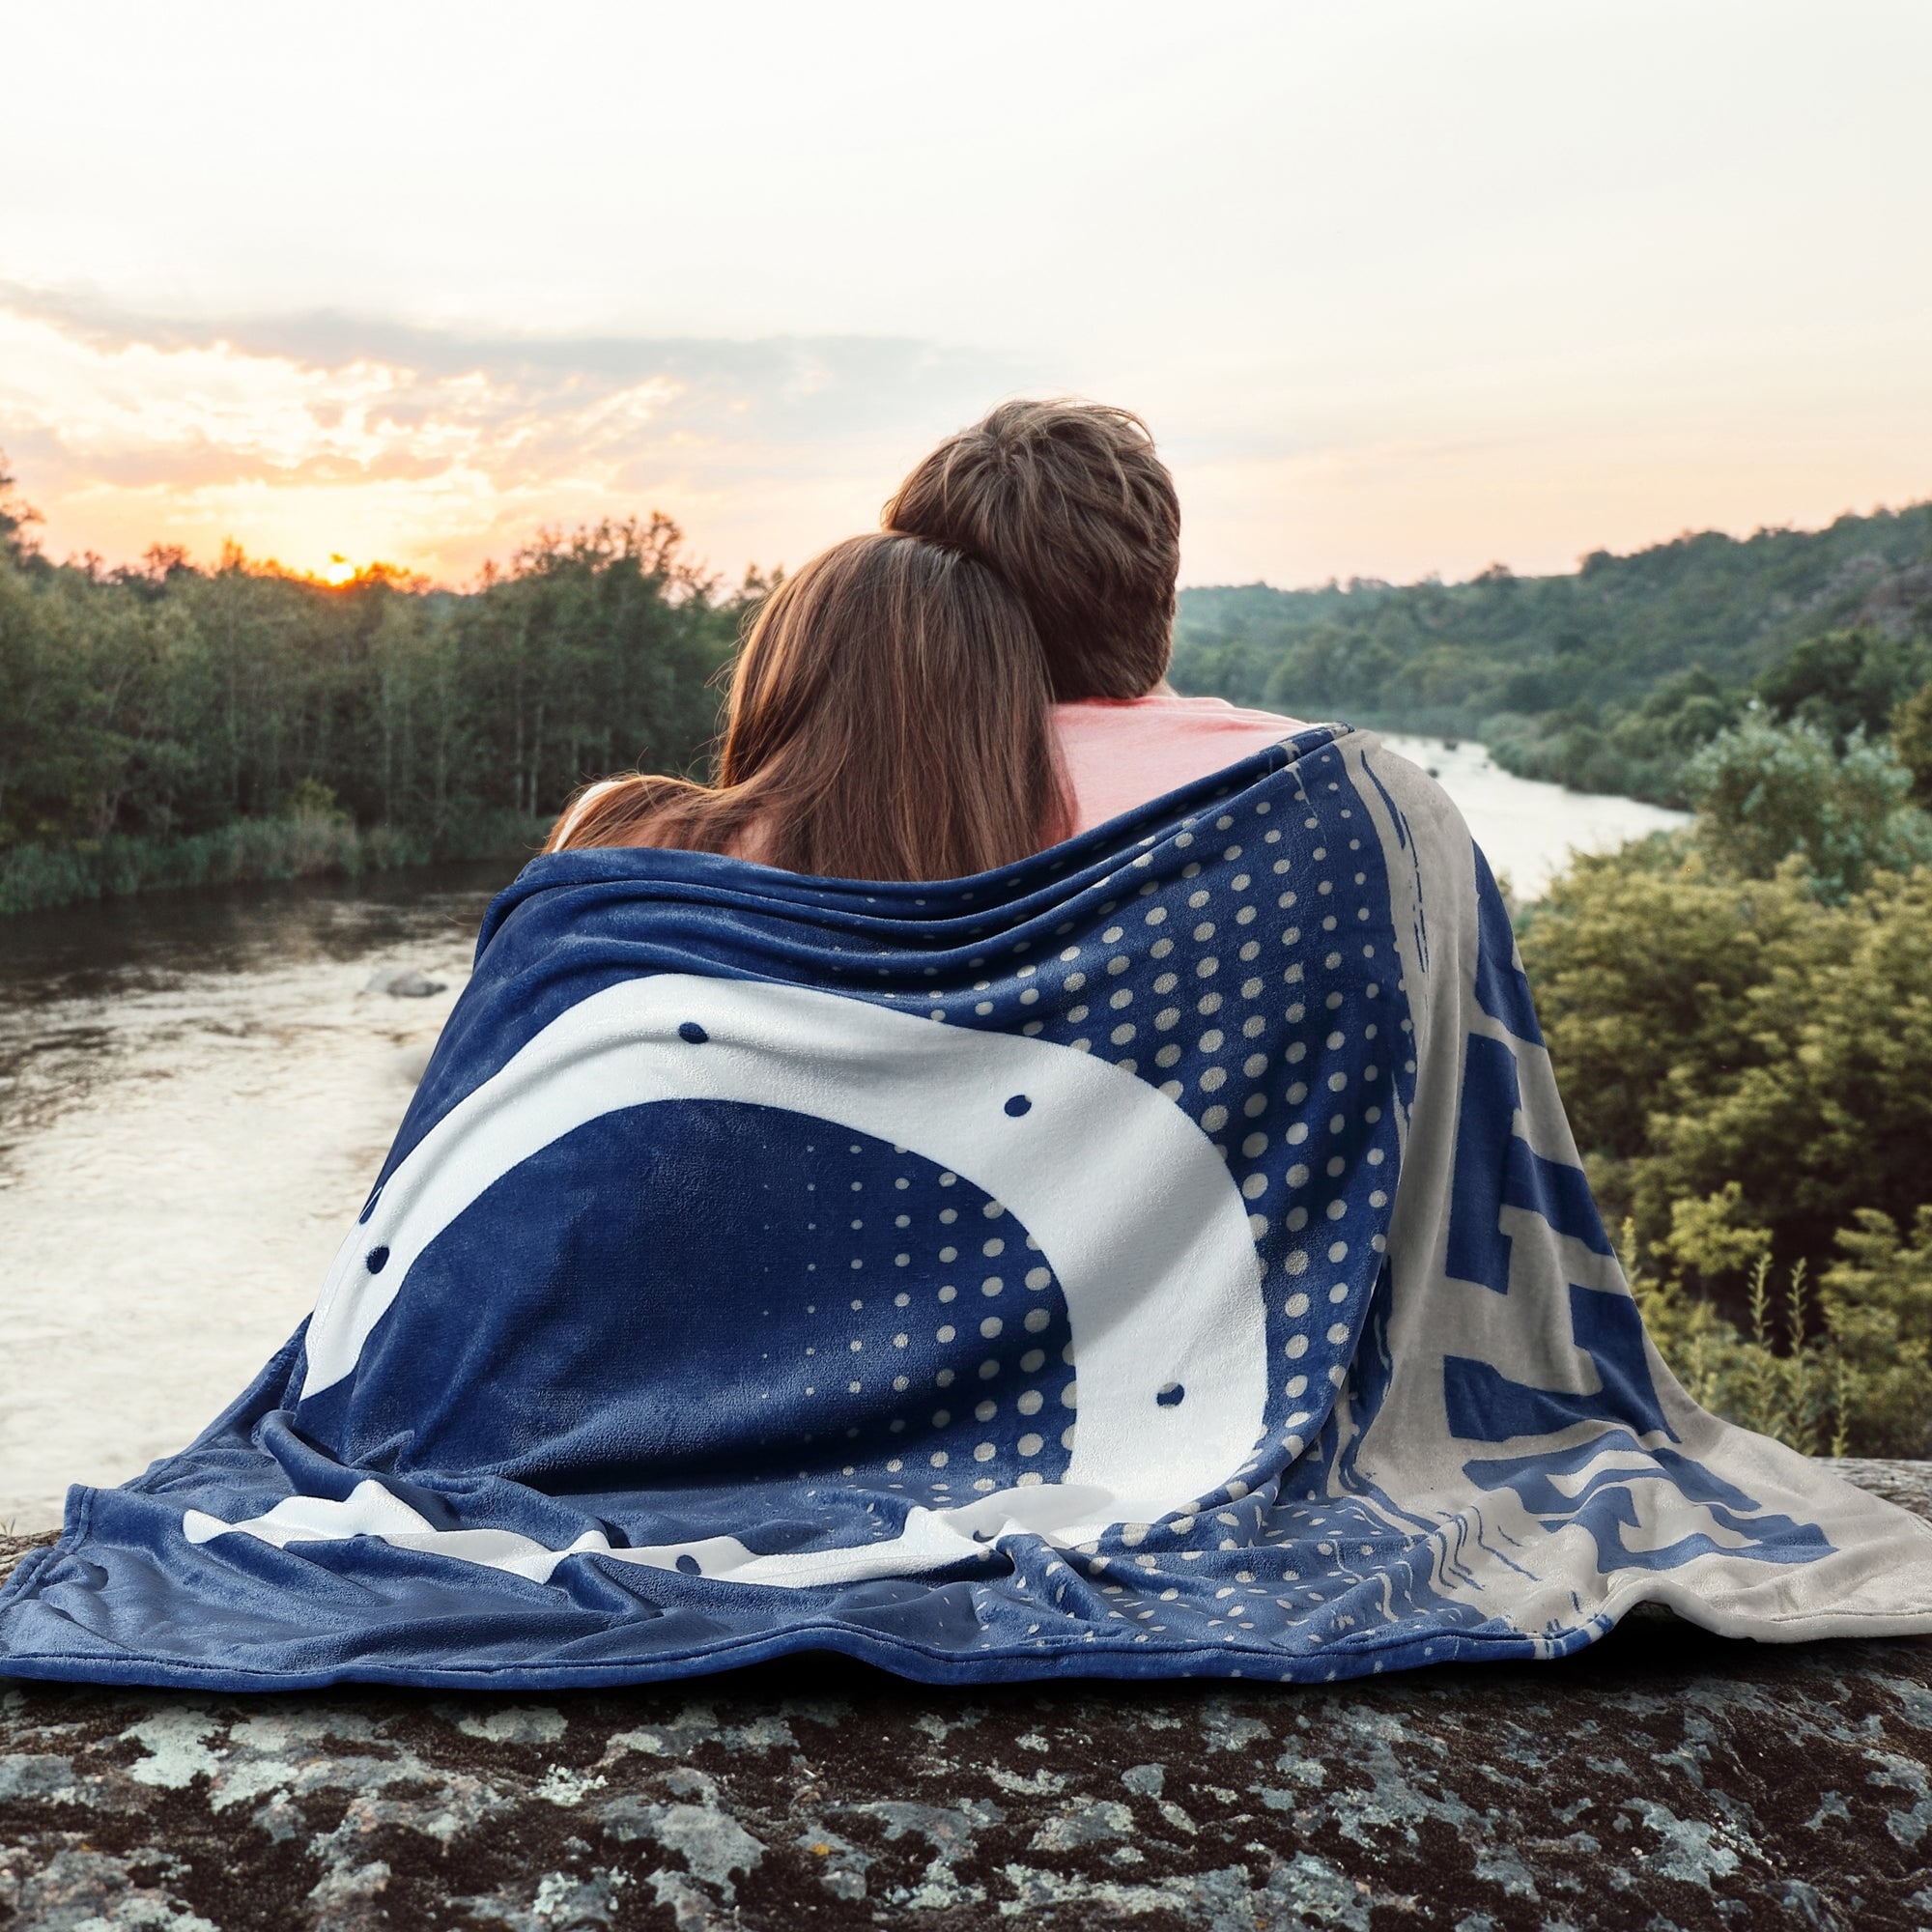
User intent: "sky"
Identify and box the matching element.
[3,0,1929,589]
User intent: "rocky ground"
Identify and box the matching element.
[4,1464,1932,1931]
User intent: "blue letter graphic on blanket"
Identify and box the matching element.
[1444,1283,1674,1442]
[4,724,1931,1692]
[1446,1034,1611,1295]
[1423,852,1845,1589]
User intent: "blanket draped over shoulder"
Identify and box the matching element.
[5,725,1930,1690]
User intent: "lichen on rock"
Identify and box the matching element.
[3,1464,1932,1927]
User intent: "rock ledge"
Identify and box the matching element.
[4,1462,1932,1929]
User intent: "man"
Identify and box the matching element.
[884,399,1307,831]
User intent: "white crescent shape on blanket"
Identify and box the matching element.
[241,974,1268,1582]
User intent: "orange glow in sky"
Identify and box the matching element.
[3,2,1928,588]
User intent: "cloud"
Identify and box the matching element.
[11,284,1922,595]
[0,287,1036,582]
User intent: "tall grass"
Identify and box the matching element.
[1626,1227,1857,1458]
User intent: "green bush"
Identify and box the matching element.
[1682,713,1932,900]
[1524,838,1932,1453]
[1894,678,1932,806]
[1527,847,1932,1293]
[1756,626,1932,752]
[1628,1242,1853,1457]
[1625,1211,1932,1460]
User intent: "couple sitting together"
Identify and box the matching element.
[5,401,1930,1692]
[547,401,1306,880]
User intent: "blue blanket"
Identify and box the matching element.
[5,724,1930,1690]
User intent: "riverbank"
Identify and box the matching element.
[0,810,546,916]
[1,739,1686,919]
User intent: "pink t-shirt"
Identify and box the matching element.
[1051,694,1310,836]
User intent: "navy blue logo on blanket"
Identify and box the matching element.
[305,1104,1078,1508]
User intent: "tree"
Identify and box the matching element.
[1170,502,1932,807]
[1756,626,1932,752]
[0,509,750,882]
[1819,1208,1932,1457]
[1681,713,1932,902]
[1893,678,1932,808]
[0,450,42,566]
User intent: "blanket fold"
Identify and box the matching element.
[6,724,1930,1690]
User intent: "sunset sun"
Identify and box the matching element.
[321,554,355,586]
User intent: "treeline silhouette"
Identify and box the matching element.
[0,461,756,911]
[11,444,1932,910]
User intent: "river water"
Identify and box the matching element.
[0,867,506,1531]
[0,747,1687,1532]
[1377,734,1688,899]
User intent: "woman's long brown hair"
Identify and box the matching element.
[545,531,1072,881]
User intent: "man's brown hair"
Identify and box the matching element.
[881,399,1179,701]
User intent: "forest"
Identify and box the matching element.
[1172,501,1932,805]
[12,446,1932,912]
[0,456,753,913]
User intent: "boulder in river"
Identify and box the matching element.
[362,968,447,998]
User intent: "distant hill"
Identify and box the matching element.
[1172,503,1932,803]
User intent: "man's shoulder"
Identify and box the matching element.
[1053,693,1310,735]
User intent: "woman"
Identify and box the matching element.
[546,530,1074,880]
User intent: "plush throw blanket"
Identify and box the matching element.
[5,725,1930,1691]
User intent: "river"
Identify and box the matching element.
[1377,734,1688,898]
[0,746,1687,1532]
